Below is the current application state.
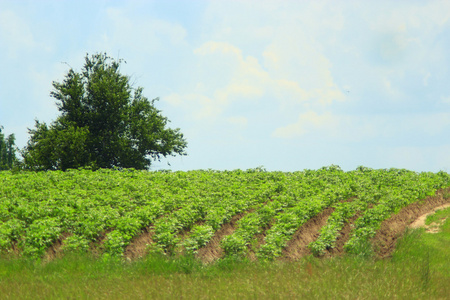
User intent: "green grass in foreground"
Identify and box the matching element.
[0,216,449,300]
[425,206,450,226]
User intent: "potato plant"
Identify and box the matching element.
[0,166,449,260]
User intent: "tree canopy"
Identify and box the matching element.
[0,125,18,170]
[23,53,187,170]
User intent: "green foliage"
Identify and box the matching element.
[258,167,356,260]
[309,168,450,256]
[0,219,25,249]
[183,225,214,254]
[21,121,90,171]
[0,169,281,257]
[23,218,62,257]
[61,234,90,253]
[0,125,18,170]
[0,167,449,260]
[22,52,187,170]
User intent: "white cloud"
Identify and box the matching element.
[3,0,450,172]
[272,111,339,138]
[423,72,431,86]
[165,42,268,120]
[161,1,349,126]
[261,27,345,106]
[166,32,345,124]
[164,93,184,107]
[194,41,241,57]
[165,92,221,121]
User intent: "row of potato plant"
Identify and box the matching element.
[309,167,450,256]
[222,166,353,259]
[155,170,286,255]
[1,166,449,259]
[0,168,280,257]
[257,166,356,260]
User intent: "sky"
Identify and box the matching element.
[1,0,450,172]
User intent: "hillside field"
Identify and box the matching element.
[1,166,449,261]
[1,166,450,298]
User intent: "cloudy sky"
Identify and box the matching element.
[1,0,450,172]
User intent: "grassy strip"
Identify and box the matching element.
[425,206,450,225]
[0,253,447,299]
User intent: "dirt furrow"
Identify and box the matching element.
[44,232,72,262]
[124,227,155,260]
[281,207,335,260]
[196,212,247,263]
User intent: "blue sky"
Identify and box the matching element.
[1,0,450,172]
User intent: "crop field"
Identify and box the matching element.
[1,166,450,298]
[1,166,449,262]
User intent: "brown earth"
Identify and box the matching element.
[2,241,22,257]
[83,230,113,259]
[281,197,358,260]
[123,209,187,260]
[409,203,450,233]
[43,232,72,262]
[323,213,361,257]
[281,207,335,260]
[195,212,247,263]
[123,227,155,260]
[372,187,450,258]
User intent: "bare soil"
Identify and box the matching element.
[43,232,72,262]
[409,203,450,233]
[89,230,113,258]
[281,207,335,260]
[323,213,361,257]
[247,225,272,261]
[195,212,247,263]
[123,227,155,260]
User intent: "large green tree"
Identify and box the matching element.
[23,53,187,170]
[0,125,18,170]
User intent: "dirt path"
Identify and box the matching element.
[409,203,450,233]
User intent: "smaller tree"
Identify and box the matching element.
[0,125,18,170]
[22,120,90,171]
